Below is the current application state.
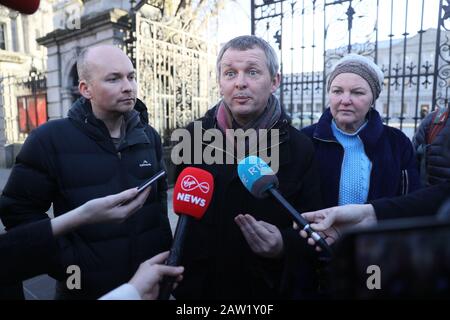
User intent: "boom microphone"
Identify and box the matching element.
[237,156,333,256]
[0,0,40,14]
[158,167,214,300]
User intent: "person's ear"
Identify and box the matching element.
[79,79,92,99]
[271,73,281,93]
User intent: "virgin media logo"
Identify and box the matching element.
[181,175,210,194]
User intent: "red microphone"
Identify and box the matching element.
[173,167,213,219]
[0,0,40,14]
[158,167,214,300]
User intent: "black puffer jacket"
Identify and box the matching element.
[0,97,172,299]
[173,106,324,300]
[413,109,450,186]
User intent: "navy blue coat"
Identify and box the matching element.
[0,98,172,299]
[302,108,420,208]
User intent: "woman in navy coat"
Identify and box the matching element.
[302,54,420,208]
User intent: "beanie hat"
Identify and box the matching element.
[327,54,384,103]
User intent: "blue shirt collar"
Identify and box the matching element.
[331,119,368,137]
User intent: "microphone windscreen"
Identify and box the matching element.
[0,0,40,14]
[173,167,214,219]
[237,156,279,199]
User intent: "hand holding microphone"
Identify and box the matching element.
[157,167,214,300]
[237,156,333,257]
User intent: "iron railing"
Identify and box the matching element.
[252,0,450,138]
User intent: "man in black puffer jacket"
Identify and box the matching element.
[0,45,172,299]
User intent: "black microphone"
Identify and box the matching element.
[237,156,333,256]
[157,167,214,300]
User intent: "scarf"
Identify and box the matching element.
[214,94,282,160]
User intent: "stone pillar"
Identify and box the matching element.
[61,88,73,117]
[0,78,7,168]
[45,45,64,120]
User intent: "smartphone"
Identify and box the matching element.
[136,170,166,193]
[120,170,166,206]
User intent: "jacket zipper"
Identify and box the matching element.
[402,169,409,195]
[313,137,339,144]
[357,135,372,200]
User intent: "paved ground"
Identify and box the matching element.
[0,168,178,300]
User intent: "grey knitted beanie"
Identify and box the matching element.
[327,54,384,103]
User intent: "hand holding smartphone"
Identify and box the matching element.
[136,170,166,193]
[121,170,166,206]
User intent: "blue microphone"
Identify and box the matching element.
[238,156,333,256]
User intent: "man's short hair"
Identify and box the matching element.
[76,47,91,81]
[216,35,279,79]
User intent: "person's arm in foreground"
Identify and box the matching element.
[51,188,149,236]
[100,251,184,300]
[298,181,450,251]
[298,204,377,250]
[0,188,150,284]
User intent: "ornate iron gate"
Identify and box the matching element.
[134,13,219,145]
[252,0,450,137]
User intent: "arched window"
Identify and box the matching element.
[69,64,80,103]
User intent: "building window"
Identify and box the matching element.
[17,95,48,133]
[0,23,6,50]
